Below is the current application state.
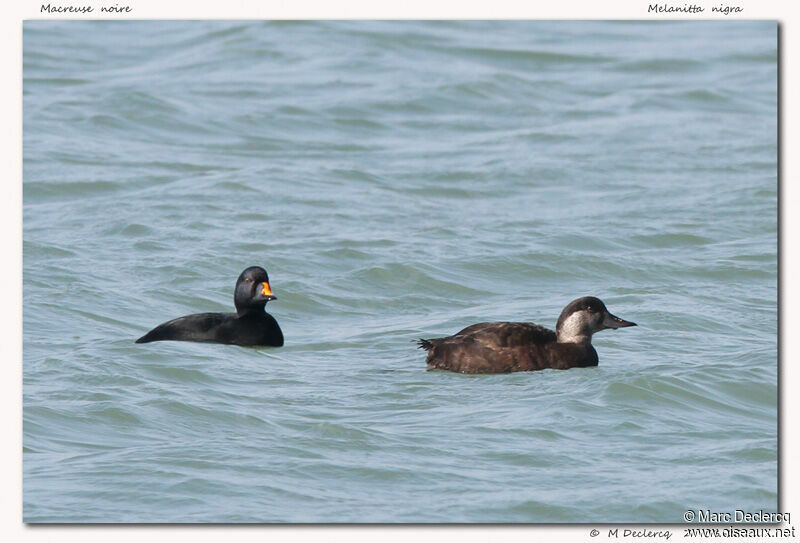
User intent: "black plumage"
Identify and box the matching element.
[136,266,284,347]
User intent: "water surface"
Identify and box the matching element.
[23,21,777,523]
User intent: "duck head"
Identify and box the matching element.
[555,296,636,343]
[234,266,276,316]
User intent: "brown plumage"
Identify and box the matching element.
[418,296,636,374]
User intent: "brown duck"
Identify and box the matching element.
[418,296,636,374]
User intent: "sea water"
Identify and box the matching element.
[23,20,777,523]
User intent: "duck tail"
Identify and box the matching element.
[135,330,160,343]
[416,338,435,351]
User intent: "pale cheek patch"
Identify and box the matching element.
[559,312,586,339]
[558,311,597,342]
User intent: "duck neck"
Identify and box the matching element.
[556,331,592,345]
[236,303,266,318]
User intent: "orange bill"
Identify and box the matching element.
[261,282,274,297]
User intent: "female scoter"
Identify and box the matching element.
[418,296,635,373]
[136,266,284,347]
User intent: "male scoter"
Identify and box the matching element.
[418,296,635,373]
[136,266,284,347]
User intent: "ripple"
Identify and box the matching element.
[614,58,703,72]
[449,46,615,65]
[24,180,122,199]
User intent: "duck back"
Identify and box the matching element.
[419,321,597,374]
[136,311,283,347]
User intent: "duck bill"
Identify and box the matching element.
[260,282,277,301]
[603,312,636,329]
